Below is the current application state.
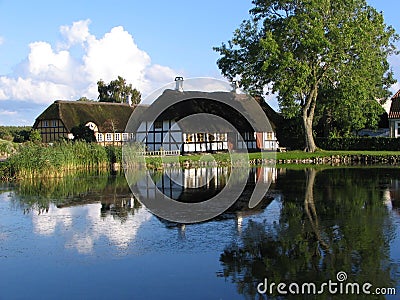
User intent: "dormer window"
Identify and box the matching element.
[85,122,98,132]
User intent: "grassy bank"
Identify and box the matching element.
[275,150,400,160]
[144,150,400,169]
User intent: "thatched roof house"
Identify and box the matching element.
[129,88,281,153]
[33,100,141,144]
[33,83,281,151]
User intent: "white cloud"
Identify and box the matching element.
[60,19,91,47]
[0,76,75,104]
[0,109,16,115]
[83,26,151,88]
[145,64,178,85]
[0,20,178,107]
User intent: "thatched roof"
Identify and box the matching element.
[389,90,400,119]
[33,100,141,132]
[129,89,280,133]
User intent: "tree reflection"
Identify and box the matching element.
[219,168,397,299]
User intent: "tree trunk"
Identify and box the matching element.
[303,114,317,152]
[302,84,318,152]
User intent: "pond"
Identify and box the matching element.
[0,167,399,299]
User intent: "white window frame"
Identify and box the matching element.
[97,133,103,142]
[115,133,121,141]
[122,133,129,141]
[106,133,113,142]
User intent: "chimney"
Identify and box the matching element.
[231,81,240,94]
[175,76,184,92]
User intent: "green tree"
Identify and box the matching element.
[97,76,141,105]
[77,96,94,102]
[28,129,42,143]
[70,124,96,142]
[214,0,398,152]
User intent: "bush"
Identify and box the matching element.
[316,137,400,151]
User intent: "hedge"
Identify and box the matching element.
[315,137,400,151]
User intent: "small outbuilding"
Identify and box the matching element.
[388,89,400,138]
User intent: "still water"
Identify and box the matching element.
[0,167,399,299]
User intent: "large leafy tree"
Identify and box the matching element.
[215,0,398,151]
[97,76,141,105]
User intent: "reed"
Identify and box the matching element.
[3,140,122,179]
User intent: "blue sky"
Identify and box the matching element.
[0,0,399,126]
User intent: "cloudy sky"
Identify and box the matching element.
[0,0,399,126]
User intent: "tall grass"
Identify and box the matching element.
[4,140,122,179]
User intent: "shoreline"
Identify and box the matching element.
[145,151,400,169]
[3,151,400,180]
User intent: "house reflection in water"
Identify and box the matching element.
[136,166,278,229]
[136,166,277,204]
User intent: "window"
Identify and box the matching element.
[267,132,273,140]
[43,121,48,127]
[186,134,193,143]
[106,133,113,142]
[115,133,121,141]
[122,133,129,141]
[97,133,103,142]
[197,133,204,142]
[52,120,57,127]
[207,134,215,142]
[397,123,400,136]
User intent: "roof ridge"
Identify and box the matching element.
[55,100,132,106]
[391,89,400,100]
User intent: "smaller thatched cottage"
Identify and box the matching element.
[33,100,139,144]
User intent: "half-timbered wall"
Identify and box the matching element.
[36,119,69,143]
[236,131,278,151]
[136,120,183,152]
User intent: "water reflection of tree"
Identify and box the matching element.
[219,168,397,299]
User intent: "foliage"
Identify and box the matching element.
[0,126,32,142]
[214,0,398,152]
[28,129,42,143]
[77,96,95,102]
[316,137,400,151]
[315,87,387,137]
[97,76,141,105]
[70,124,96,142]
[0,139,17,156]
